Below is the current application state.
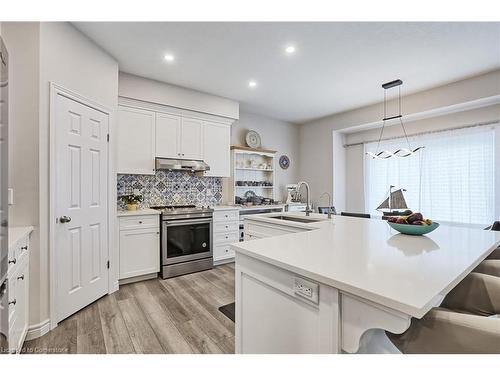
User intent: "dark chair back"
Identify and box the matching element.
[341,212,371,219]
[485,221,500,231]
[318,206,337,215]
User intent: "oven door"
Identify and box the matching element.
[162,218,212,265]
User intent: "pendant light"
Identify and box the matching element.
[366,79,424,159]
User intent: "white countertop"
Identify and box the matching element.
[232,213,500,318]
[117,209,162,217]
[9,226,35,248]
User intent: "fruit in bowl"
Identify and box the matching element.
[387,212,439,235]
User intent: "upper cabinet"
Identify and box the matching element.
[117,106,156,175]
[155,114,203,160]
[179,117,203,160]
[155,113,181,159]
[203,121,230,177]
[117,99,234,177]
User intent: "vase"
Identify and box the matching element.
[127,203,138,211]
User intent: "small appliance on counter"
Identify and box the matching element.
[285,184,308,212]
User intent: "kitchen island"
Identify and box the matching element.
[230,213,500,354]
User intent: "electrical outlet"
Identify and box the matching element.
[293,277,319,304]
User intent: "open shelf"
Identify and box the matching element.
[230,147,276,204]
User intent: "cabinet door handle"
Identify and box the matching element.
[17,275,24,281]
[138,221,143,224]
[156,232,160,235]
[9,299,16,306]
[21,245,28,251]
[8,258,16,265]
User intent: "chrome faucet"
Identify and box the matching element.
[297,181,313,216]
[320,192,333,219]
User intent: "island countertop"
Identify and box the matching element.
[232,213,500,318]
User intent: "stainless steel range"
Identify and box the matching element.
[150,205,214,279]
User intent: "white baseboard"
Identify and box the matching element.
[25,319,51,341]
[109,280,119,294]
[213,257,235,266]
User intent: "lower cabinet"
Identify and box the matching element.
[7,229,31,354]
[119,214,160,281]
[244,219,311,239]
[213,209,240,264]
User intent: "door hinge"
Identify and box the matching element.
[107,134,110,142]
[107,260,110,269]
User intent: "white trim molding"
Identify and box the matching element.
[343,94,500,134]
[25,319,51,341]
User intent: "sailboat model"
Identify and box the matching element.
[377,185,411,216]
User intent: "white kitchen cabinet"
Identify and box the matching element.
[118,213,160,281]
[203,121,230,177]
[117,106,156,175]
[8,227,32,354]
[180,117,203,160]
[116,99,234,175]
[245,219,310,239]
[155,112,181,159]
[213,208,239,264]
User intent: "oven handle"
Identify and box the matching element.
[163,218,213,226]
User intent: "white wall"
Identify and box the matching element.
[299,70,500,209]
[2,22,42,327]
[227,111,300,203]
[4,22,119,328]
[119,72,239,120]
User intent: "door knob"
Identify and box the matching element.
[59,216,72,223]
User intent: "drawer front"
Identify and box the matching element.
[214,231,239,244]
[214,244,235,260]
[213,210,239,223]
[214,222,239,233]
[8,237,29,274]
[119,215,159,230]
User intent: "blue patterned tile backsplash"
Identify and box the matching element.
[117,171,223,209]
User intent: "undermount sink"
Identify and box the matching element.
[268,215,323,223]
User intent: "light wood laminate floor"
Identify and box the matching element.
[23,263,235,354]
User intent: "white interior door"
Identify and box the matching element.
[54,93,109,323]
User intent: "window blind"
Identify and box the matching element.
[364,125,497,225]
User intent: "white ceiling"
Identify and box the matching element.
[73,22,500,123]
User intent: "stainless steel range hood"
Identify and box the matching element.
[155,157,210,173]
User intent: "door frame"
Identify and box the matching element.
[48,83,117,330]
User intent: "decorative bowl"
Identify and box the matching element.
[387,221,440,236]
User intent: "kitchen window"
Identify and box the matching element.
[364,124,499,226]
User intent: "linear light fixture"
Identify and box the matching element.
[366,79,424,159]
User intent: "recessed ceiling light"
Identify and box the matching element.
[248,80,257,88]
[164,54,175,62]
[285,45,296,54]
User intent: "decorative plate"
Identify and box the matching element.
[279,155,290,169]
[245,130,261,149]
[388,221,440,236]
